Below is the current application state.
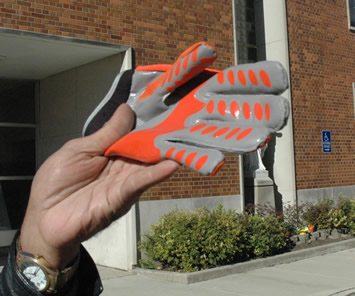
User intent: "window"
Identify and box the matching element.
[233,0,266,64]
[0,80,36,231]
[348,0,355,30]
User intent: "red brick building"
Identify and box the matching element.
[0,0,354,269]
[288,1,355,194]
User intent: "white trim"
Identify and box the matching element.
[120,47,137,270]
[121,47,133,71]
[232,0,245,212]
[82,47,133,136]
[83,48,137,271]
[121,47,137,270]
[232,0,238,64]
[82,71,125,136]
[263,0,297,205]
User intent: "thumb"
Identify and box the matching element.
[83,104,135,154]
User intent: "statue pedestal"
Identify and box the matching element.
[245,170,275,212]
[254,175,275,210]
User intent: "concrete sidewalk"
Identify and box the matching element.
[99,247,355,296]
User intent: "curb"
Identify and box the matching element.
[134,238,355,284]
[327,288,355,296]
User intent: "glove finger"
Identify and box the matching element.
[104,126,225,176]
[130,66,219,125]
[187,94,290,132]
[196,61,289,98]
[157,140,225,176]
[140,42,217,100]
[161,122,273,154]
[133,42,217,122]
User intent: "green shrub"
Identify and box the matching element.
[301,195,355,234]
[301,198,334,229]
[350,198,355,235]
[327,208,348,229]
[246,215,289,257]
[330,195,355,234]
[140,196,355,273]
[140,206,249,272]
[140,205,290,272]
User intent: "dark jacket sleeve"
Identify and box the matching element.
[0,232,103,296]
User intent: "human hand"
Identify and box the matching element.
[20,104,179,269]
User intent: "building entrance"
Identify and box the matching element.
[0,79,36,247]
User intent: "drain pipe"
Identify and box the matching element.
[232,1,245,212]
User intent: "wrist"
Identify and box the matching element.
[20,221,80,270]
[16,236,80,294]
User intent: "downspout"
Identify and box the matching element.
[232,0,245,212]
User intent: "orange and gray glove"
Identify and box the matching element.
[83,42,290,176]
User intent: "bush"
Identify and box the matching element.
[328,195,355,234]
[140,205,290,272]
[301,195,355,234]
[140,196,355,272]
[282,202,306,229]
[140,206,249,272]
[246,215,289,257]
[301,198,334,229]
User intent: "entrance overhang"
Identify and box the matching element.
[0,28,128,80]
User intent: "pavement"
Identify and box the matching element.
[98,247,355,296]
[1,244,354,295]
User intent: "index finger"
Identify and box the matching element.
[196,61,289,98]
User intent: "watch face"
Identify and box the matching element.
[21,262,48,291]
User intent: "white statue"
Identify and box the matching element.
[243,145,268,178]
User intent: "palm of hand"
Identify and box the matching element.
[20,105,179,268]
[34,146,144,248]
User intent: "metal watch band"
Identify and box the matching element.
[16,237,80,294]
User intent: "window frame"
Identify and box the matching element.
[347,0,355,31]
[0,93,38,179]
[233,0,257,64]
[0,80,37,239]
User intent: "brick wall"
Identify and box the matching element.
[287,0,355,190]
[0,0,239,199]
[0,0,235,67]
[142,153,239,200]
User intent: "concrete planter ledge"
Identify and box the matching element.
[134,238,355,284]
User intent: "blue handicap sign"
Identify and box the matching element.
[322,130,332,153]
